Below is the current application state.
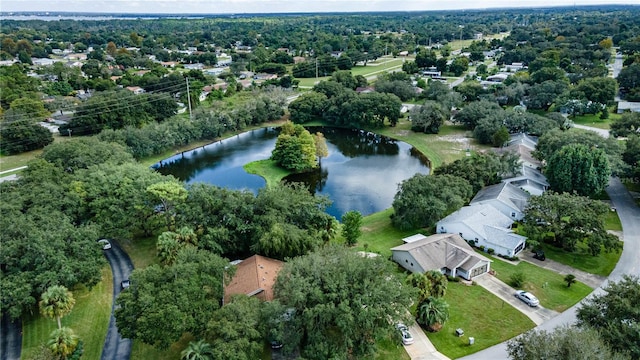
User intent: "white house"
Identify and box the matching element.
[470,182,531,221]
[391,233,491,280]
[436,204,526,257]
[503,165,549,196]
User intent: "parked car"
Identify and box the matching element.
[515,290,539,307]
[97,239,111,250]
[121,279,130,289]
[532,250,545,261]
[396,323,414,345]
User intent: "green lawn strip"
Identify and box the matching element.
[369,337,411,360]
[488,258,593,312]
[119,237,159,270]
[427,282,535,359]
[0,148,43,171]
[21,266,113,359]
[354,208,424,258]
[604,209,623,231]
[243,159,291,187]
[537,242,621,277]
[570,112,620,130]
[130,333,193,360]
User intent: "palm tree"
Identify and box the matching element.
[39,285,76,329]
[181,340,214,360]
[564,274,577,288]
[406,273,431,303]
[157,232,182,266]
[425,270,448,298]
[416,297,450,332]
[47,327,79,359]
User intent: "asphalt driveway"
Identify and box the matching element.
[101,241,134,360]
[0,314,21,360]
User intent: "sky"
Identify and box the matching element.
[1,0,637,14]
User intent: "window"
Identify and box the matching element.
[405,259,408,263]
[511,212,516,217]
[410,262,414,266]
[474,238,478,243]
[459,232,463,237]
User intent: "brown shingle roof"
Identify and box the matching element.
[224,255,284,304]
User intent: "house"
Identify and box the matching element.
[498,133,540,169]
[223,255,284,304]
[391,233,491,280]
[470,182,531,221]
[486,73,509,83]
[126,86,145,95]
[617,101,640,114]
[436,204,526,257]
[355,86,375,94]
[503,165,549,196]
[503,62,525,72]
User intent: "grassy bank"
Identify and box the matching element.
[243,159,291,187]
[21,266,113,359]
[354,208,422,257]
[427,282,535,359]
[538,242,622,277]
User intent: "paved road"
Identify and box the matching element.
[101,241,134,360]
[460,177,640,359]
[611,53,623,79]
[0,315,21,360]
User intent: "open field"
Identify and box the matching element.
[489,258,593,312]
[21,266,113,360]
[426,281,535,359]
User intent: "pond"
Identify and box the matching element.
[153,127,430,218]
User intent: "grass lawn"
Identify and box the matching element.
[244,159,291,187]
[354,208,423,257]
[119,237,159,270]
[489,258,593,312]
[538,242,622,277]
[427,282,535,359]
[21,266,113,359]
[369,337,410,360]
[604,209,623,231]
[570,112,620,130]
[130,334,193,360]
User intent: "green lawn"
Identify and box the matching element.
[604,209,623,231]
[244,159,291,187]
[354,208,423,257]
[21,266,113,359]
[489,258,593,312]
[119,237,159,270]
[571,112,620,130]
[369,337,411,360]
[537,242,622,277]
[130,334,193,360]
[426,282,535,359]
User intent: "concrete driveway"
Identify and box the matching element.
[101,241,134,360]
[460,178,640,359]
[473,275,559,326]
[403,322,451,360]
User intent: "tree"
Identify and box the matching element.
[407,270,448,303]
[410,101,447,134]
[573,77,617,105]
[610,112,640,138]
[288,92,328,124]
[434,152,519,193]
[115,248,229,349]
[576,275,640,359]
[523,192,621,255]
[39,285,76,329]
[313,132,329,163]
[416,297,450,332]
[391,174,473,230]
[341,210,362,246]
[564,274,577,288]
[507,326,629,360]
[47,327,80,360]
[525,80,567,111]
[546,144,611,196]
[205,295,264,360]
[449,56,470,76]
[181,340,213,360]
[454,100,504,130]
[622,134,640,181]
[41,137,134,171]
[271,122,317,172]
[617,63,640,99]
[273,245,415,360]
[0,121,54,155]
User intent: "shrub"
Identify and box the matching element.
[509,271,526,288]
[487,248,495,255]
[478,245,486,252]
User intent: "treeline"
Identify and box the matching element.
[97,91,285,159]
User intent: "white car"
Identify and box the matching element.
[515,290,539,307]
[396,323,414,345]
[97,239,112,250]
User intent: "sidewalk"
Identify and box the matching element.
[474,274,559,326]
[518,251,606,289]
[404,322,451,360]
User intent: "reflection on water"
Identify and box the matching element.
[154,126,430,218]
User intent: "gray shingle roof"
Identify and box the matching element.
[391,234,491,272]
[483,225,527,249]
[470,182,531,213]
[438,204,514,237]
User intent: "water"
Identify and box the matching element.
[154,126,430,218]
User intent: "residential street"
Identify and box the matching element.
[460,177,640,359]
[101,241,134,360]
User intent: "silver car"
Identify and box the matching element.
[515,290,539,307]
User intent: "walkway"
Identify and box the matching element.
[101,241,134,360]
[473,275,559,326]
[404,322,450,360]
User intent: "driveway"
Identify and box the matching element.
[0,314,21,360]
[403,322,451,360]
[572,124,609,138]
[460,177,640,359]
[101,241,134,360]
[473,275,559,326]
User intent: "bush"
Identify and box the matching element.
[487,248,495,255]
[446,275,461,283]
[478,245,486,252]
[509,271,526,288]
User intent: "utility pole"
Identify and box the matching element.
[186,77,193,121]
